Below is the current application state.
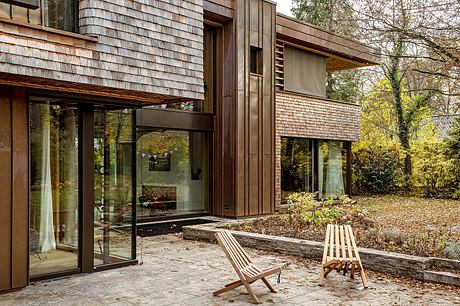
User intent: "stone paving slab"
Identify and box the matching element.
[1,234,460,306]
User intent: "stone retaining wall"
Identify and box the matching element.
[183,223,460,286]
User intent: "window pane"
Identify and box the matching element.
[148,101,206,113]
[29,100,79,277]
[137,129,209,220]
[94,108,134,267]
[281,137,313,203]
[318,140,346,197]
[44,0,77,32]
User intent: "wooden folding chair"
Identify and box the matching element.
[214,230,288,304]
[319,224,368,288]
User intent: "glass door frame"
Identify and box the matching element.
[29,94,138,281]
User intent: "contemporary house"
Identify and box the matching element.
[0,0,378,293]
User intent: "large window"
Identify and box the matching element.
[30,98,79,277]
[281,137,313,201]
[137,129,209,220]
[0,0,78,33]
[281,137,350,203]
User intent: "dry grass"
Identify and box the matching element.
[232,195,460,258]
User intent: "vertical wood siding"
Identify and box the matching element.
[0,85,29,293]
[215,0,275,218]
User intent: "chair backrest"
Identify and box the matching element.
[215,230,253,272]
[322,224,360,263]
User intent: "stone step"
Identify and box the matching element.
[423,270,460,287]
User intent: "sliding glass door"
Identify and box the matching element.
[29,99,79,277]
[94,108,134,267]
[30,98,136,278]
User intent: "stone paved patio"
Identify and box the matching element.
[1,234,460,305]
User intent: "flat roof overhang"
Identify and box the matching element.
[277,14,380,71]
[0,72,200,106]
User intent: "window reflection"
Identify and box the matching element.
[281,137,349,201]
[1,0,78,32]
[281,137,313,203]
[44,0,78,33]
[29,100,79,277]
[137,129,209,220]
[94,109,134,267]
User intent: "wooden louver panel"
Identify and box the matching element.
[275,42,285,91]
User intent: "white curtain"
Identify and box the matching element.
[325,141,344,196]
[38,103,56,253]
[63,112,78,246]
[318,143,324,197]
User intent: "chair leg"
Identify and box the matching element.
[360,268,369,288]
[213,280,244,296]
[319,267,326,286]
[242,280,260,304]
[262,277,276,293]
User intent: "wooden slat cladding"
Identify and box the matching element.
[275,42,284,91]
[0,0,204,101]
[0,85,29,293]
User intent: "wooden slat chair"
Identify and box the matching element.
[214,230,289,304]
[319,224,368,288]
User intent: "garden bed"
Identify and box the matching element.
[232,194,460,259]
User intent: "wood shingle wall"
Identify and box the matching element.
[0,0,204,100]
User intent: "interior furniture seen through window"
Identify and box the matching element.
[0,0,78,33]
[137,129,209,220]
[281,137,349,203]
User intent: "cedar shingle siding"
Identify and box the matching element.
[0,0,204,100]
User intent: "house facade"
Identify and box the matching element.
[0,0,378,293]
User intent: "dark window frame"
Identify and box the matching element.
[280,137,352,202]
[0,0,79,33]
[250,46,263,75]
[28,92,138,282]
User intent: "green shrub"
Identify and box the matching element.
[412,140,457,197]
[303,209,343,225]
[352,142,402,194]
